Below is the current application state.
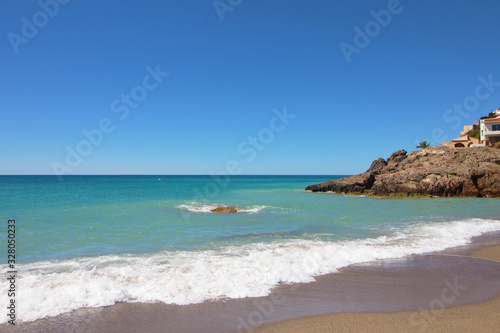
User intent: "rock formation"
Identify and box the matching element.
[306,146,500,197]
[211,205,238,213]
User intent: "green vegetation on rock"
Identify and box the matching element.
[466,124,481,139]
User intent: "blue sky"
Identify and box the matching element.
[1,0,500,175]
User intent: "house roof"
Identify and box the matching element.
[450,135,480,143]
[451,135,468,142]
[484,117,500,123]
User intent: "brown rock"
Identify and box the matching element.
[210,205,238,213]
[367,158,387,173]
[305,172,376,194]
[306,147,500,197]
[386,149,408,165]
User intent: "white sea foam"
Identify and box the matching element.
[177,203,268,213]
[1,218,500,324]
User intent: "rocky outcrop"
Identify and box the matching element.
[211,205,238,213]
[306,147,500,197]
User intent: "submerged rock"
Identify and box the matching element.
[306,146,500,197]
[211,205,238,213]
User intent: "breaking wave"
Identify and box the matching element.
[1,218,500,324]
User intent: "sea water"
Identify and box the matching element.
[1,175,499,323]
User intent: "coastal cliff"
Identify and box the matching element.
[306,146,500,197]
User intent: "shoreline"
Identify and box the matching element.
[4,232,500,333]
[305,189,500,199]
[256,244,500,333]
[256,294,500,333]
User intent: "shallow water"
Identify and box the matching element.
[1,175,499,323]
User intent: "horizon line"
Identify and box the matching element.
[0,174,351,177]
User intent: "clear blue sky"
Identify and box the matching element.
[1,0,500,175]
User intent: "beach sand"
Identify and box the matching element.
[256,245,500,333]
[468,245,500,261]
[5,236,500,333]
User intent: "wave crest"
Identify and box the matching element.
[2,218,500,324]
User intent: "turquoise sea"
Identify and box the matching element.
[1,175,500,323]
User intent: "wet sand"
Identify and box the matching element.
[257,244,500,333]
[255,294,500,333]
[4,233,500,333]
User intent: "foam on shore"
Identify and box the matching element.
[1,218,500,324]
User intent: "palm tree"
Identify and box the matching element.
[416,141,431,149]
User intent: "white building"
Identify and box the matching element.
[480,116,500,146]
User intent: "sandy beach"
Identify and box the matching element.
[256,245,500,333]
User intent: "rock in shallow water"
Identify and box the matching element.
[211,205,238,213]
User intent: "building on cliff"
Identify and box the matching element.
[460,125,474,136]
[480,116,500,146]
[442,134,482,148]
[442,123,483,148]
